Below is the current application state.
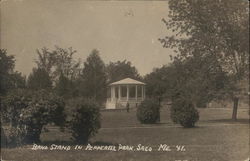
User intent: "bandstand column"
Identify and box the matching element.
[118,85,121,100]
[135,85,138,101]
[112,86,116,101]
[110,86,113,101]
[144,86,146,99]
[141,86,144,99]
[126,85,129,101]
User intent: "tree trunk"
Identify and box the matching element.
[232,97,239,121]
[156,97,161,123]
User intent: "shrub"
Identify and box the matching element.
[2,89,66,144]
[1,89,31,126]
[69,99,101,144]
[171,98,199,128]
[136,99,160,124]
[21,90,66,143]
[1,123,8,148]
[5,126,27,147]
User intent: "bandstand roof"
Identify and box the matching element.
[109,78,146,86]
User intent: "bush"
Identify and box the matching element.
[1,89,31,126]
[2,89,66,144]
[171,98,199,128]
[69,99,101,144]
[5,126,27,147]
[1,123,8,148]
[21,90,66,143]
[136,99,160,124]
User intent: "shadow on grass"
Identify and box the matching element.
[172,124,206,129]
[155,122,172,125]
[203,118,249,124]
[137,121,173,126]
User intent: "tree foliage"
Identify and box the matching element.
[8,72,26,89]
[171,55,227,107]
[2,89,66,144]
[136,99,160,124]
[145,54,227,108]
[81,49,107,103]
[52,47,81,80]
[0,49,25,95]
[0,49,15,75]
[144,66,170,103]
[69,99,101,144]
[27,68,52,90]
[35,46,82,98]
[171,97,199,128]
[159,0,249,118]
[55,73,71,97]
[35,46,81,81]
[35,47,57,75]
[106,60,141,83]
[160,0,249,76]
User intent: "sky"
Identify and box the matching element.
[1,0,175,76]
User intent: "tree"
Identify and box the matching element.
[35,46,81,81]
[0,49,26,147]
[27,68,52,90]
[35,47,57,75]
[55,73,71,97]
[81,49,107,103]
[144,66,169,106]
[169,55,227,108]
[145,54,227,109]
[106,60,141,83]
[69,99,101,144]
[8,72,26,89]
[52,46,81,80]
[136,99,160,124]
[35,46,82,98]
[2,89,66,144]
[159,0,249,120]
[0,49,15,95]
[171,97,199,128]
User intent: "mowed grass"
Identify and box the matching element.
[1,106,249,161]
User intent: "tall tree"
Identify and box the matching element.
[8,72,26,90]
[144,66,169,105]
[35,46,81,81]
[35,47,57,75]
[145,54,227,108]
[27,68,52,90]
[106,60,141,83]
[52,46,81,80]
[0,49,15,96]
[81,49,107,103]
[159,0,249,120]
[55,73,71,98]
[35,46,81,98]
[0,49,26,142]
[0,49,25,95]
[170,55,227,108]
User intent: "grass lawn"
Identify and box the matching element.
[1,106,249,161]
